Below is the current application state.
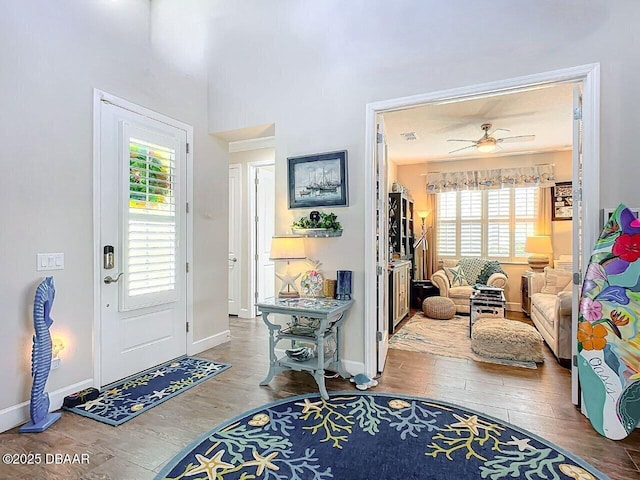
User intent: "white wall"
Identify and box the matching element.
[0,0,228,427]
[206,1,640,367]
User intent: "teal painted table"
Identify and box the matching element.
[257,298,354,399]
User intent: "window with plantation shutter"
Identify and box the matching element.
[436,186,537,262]
[123,135,179,309]
[437,192,457,256]
[487,189,510,257]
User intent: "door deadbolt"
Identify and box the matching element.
[104,245,115,270]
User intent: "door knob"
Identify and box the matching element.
[229,257,238,263]
[104,273,124,284]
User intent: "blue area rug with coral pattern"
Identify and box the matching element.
[155,391,607,480]
[64,356,230,426]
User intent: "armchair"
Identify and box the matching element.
[431,259,507,314]
[529,268,573,363]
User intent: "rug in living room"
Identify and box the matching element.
[64,356,230,426]
[389,313,539,368]
[155,392,606,480]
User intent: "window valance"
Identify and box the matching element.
[425,164,555,193]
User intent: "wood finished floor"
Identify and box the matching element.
[2,314,639,479]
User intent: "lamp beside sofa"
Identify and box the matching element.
[431,258,508,314]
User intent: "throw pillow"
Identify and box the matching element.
[476,261,507,285]
[445,265,469,287]
[541,267,573,294]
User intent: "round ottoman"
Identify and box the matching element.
[471,318,544,363]
[422,296,456,320]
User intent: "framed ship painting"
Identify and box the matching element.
[288,150,348,208]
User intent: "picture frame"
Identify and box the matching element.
[602,207,640,228]
[288,150,348,209]
[552,181,573,221]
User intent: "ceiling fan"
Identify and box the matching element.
[447,123,536,154]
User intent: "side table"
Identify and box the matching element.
[521,271,534,316]
[469,287,506,336]
[411,279,440,309]
[256,297,354,400]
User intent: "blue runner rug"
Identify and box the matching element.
[156,391,608,480]
[64,357,230,426]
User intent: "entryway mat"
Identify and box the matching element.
[63,356,231,426]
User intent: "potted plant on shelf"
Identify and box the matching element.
[291,211,343,237]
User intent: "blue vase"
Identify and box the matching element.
[336,270,352,300]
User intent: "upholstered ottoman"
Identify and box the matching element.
[471,318,544,363]
[422,296,456,320]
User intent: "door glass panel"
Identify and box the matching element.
[123,135,178,309]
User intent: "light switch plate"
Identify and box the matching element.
[37,253,64,271]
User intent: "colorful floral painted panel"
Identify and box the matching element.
[578,203,640,440]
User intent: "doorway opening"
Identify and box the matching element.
[364,65,601,407]
[227,138,276,318]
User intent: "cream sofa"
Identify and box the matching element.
[431,259,508,314]
[529,268,573,364]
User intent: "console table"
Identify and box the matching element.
[257,297,354,399]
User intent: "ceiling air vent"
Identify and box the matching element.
[400,132,418,141]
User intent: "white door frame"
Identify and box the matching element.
[247,159,276,318]
[364,64,601,379]
[228,163,242,316]
[92,89,194,388]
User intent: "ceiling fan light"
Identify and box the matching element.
[477,139,497,153]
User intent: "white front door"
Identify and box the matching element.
[228,165,242,315]
[256,165,275,304]
[99,101,187,386]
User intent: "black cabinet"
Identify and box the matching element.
[388,192,414,261]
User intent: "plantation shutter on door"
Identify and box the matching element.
[121,125,180,311]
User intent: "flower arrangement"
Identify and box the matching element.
[292,211,342,232]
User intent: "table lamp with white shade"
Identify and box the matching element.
[525,235,553,272]
[269,236,306,298]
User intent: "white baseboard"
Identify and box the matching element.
[506,302,521,312]
[188,329,231,356]
[0,378,94,434]
[341,359,365,377]
[238,308,254,319]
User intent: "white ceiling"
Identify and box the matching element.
[382,83,576,165]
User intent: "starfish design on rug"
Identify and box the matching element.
[559,463,597,480]
[82,398,106,411]
[151,369,166,378]
[185,451,233,480]
[149,389,170,400]
[450,413,483,435]
[105,388,121,396]
[506,435,534,451]
[243,450,280,475]
[295,398,324,414]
